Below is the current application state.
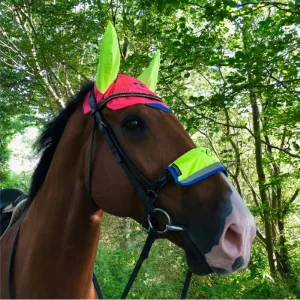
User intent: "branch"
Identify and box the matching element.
[217,66,226,84]
[264,142,300,159]
[0,24,37,75]
[224,108,241,178]
[48,67,71,98]
[61,61,89,81]
[197,129,219,159]
[233,4,271,17]
[0,49,34,76]
[49,66,74,97]
[110,0,116,26]
[266,72,300,99]
[255,229,284,266]
[237,1,291,8]
[64,65,75,97]
[10,1,38,36]
[0,58,16,69]
[197,128,244,196]
[109,0,125,63]
[227,169,243,197]
[282,189,300,216]
[256,229,266,247]
[10,6,64,108]
[280,127,287,149]
[264,134,280,171]
[240,167,265,222]
[188,2,205,9]
[199,72,215,90]
[0,39,18,54]
[234,1,298,14]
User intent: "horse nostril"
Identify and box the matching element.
[223,224,243,259]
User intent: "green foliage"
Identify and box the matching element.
[1,0,299,298]
[95,214,300,299]
[0,170,31,191]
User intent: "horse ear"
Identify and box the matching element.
[138,50,160,92]
[95,21,120,93]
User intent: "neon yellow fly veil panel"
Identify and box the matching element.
[168,148,227,186]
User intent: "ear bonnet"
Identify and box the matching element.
[83,22,171,114]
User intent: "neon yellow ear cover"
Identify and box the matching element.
[138,50,160,92]
[95,21,120,93]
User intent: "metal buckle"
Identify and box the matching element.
[147,208,185,234]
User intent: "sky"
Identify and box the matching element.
[8,127,39,174]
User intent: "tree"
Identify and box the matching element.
[1,0,299,295]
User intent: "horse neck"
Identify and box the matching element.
[14,109,103,298]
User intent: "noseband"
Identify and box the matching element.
[88,89,193,298]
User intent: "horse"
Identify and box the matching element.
[0,22,256,298]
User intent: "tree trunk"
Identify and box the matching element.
[241,19,277,277]
[277,219,292,278]
[250,97,276,277]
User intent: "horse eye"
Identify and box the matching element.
[123,118,142,130]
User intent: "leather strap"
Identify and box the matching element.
[121,227,158,299]
[93,273,104,299]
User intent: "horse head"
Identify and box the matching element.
[84,22,256,275]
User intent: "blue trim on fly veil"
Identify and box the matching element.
[168,166,227,186]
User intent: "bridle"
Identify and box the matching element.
[88,89,185,233]
[7,88,210,299]
[87,88,194,298]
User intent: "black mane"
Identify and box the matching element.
[27,81,94,204]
